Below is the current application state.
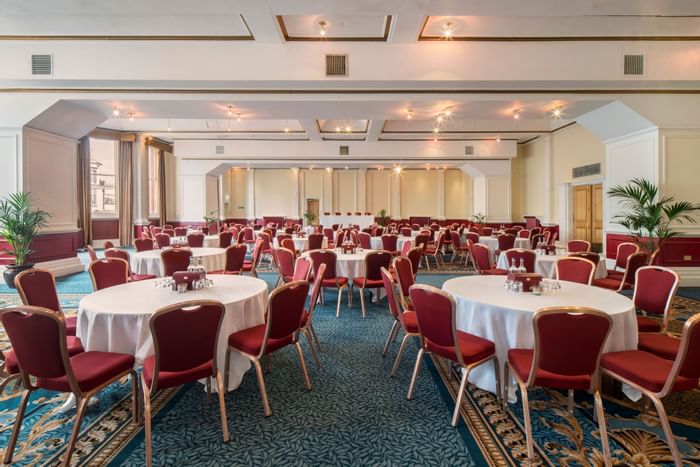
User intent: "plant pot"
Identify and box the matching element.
[3,263,34,288]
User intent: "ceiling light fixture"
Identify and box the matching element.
[112,106,120,117]
[227,106,234,116]
[345,125,352,133]
[433,137,438,142]
[444,107,452,117]
[394,166,402,174]
[236,112,242,122]
[436,114,444,123]
[167,119,172,132]
[377,166,383,171]
[552,106,563,119]
[433,127,440,133]
[496,137,501,142]
[325,167,332,173]
[513,109,521,120]
[406,109,414,120]
[319,20,329,37]
[284,120,290,133]
[442,21,454,39]
[128,113,134,122]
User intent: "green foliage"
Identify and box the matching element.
[304,209,316,224]
[377,208,390,226]
[0,192,50,265]
[203,210,219,224]
[608,177,700,252]
[471,213,486,224]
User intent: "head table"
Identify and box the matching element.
[77,275,268,392]
[441,276,636,400]
[131,247,226,277]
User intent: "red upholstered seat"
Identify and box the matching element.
[130,273,157,282]
[637,333,680,361]
[592,277,631,290]
[37,351,134,393]
[508,349,592,390]
[322,277,348,287]
[143,356,213,389]
[607,271,624,280]
[427,331,495,365]
[228,324,293,356]
[398,310,418,333]
[65,316,78,336]
[352,277,384,288]
[4,335,83,376]
[601,350,697,393]
[636,315,662,333]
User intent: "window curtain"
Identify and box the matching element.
[158,150,167,227]
[118,141,133,246]
[77,137,92,245]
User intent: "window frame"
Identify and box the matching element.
[89,137,120,219]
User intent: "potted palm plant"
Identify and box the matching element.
[377,208,390,227]
[608,177,700,254]
[0,192,50,288]
[471,213,486,235]
[303,209,316,226]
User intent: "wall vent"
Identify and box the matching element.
[31,54,52,76]
[623,54,644,76]
[339,145,350,156]
[326,54,348,77]
[215,145,225,155]
[572,162,601,178]
[464,145,474,156]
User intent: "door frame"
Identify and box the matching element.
[559,178,605,246]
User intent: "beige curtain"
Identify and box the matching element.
[77,137,92,245]
[118,141,133,246]
[158,150,167,227]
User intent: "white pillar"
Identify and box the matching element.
[436,169,445,220]
[246,168,256,221]
[542,135,553,224]
[298,169,306,217]
[291,167,300,218]
[357,168,367,213]
[323,168,333,214]
[133,134,149,225]
[390,171,401,219]
[0,129,22,200]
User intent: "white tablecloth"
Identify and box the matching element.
[132,247,226,277]
[273,235,327,252]
[302,249,371,281]
[320,214,374,229]
[496,252,607,279]
[173,235,221,248]
[369,236,413,251]
[77,275,269,391]
[442,276,637,399]
[478,236,530,261]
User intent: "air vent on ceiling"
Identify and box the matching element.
[326,54,348,77]
[623,54,644,76]
[215,145,225,155]
[31,54,52,76]
[572,162,601,179]
[464,145,474,156]
[339,145,350,156]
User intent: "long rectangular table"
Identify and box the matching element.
[320,214,374,229]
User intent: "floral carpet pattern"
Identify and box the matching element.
[0,270,698,466]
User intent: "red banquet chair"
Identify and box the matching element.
[517,229,530,239]
[309,249,351,316]
[0,306,137,466]
[160,248,193,276]
[243,239,264,277]
[496,233,515,255]
[280,238,297,256]
[308,233,325,251]
[400,227,412,237]
[151,226,163,235]
[632,266,680,333]
[450,231,470,266]
[134,238,155,252]
[323,228,336,249]
[213,244,248,275]
[154,233,171,249]
[225,281,312,417]
[142,300,229,467]
[357,232,372,249]
[530,233,545,249]
[103,240,115,250]
[393,256,415,313]
[380,267,419,377]
[423,232,446,270]
[592,251,648,292]
[567,239,591,253]
[465,231,480,245]
[86,245,98,262]
[470,243,507,275]
[503,248,536,273]
[218,231,233,248]
[292,256,313,282]
[174,227,188,236]
[274,247,296,286]
[399,239,413,257]
[187,233,205,248]
[381,234,399,255]
[568,251,600,266]
[406,246,423,277]
[505,307,613,464]
[14,268,78,336]
[482,227,493,236]
[299,263,326,368]
[407,285,501,427]
[353,251,392,318]
[105,248,157,281]
[609,242,640,277]
[555,256,596,285]
[88,257,129,290]
[601,314,700,467]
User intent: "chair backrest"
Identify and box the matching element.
[529,307,612,388]
[400,227,412,237]
[259,232,272,252]
[187,233,204,248]
[504,228,518,236]
[152,226,163,235]
[308,249,338,279]
[308,233,324,250]
[276,233,292,245]
[134,238,154,252]
[569,251,600,266]
[149,300,224,390]
[406,246,422,276]
[512,225,523,232]
[517,229,530,238]
[155,233,171,248]
[174,227,188,236]
[530,233,545,249]
[243,227,254,241]
[103,240,115,250]
[411,223,420,231]
[567,240,591,253]
[163,229,176,237]
[224,244,247,273]
[365,251,392,281]
[380,267,402,319]
[163,224,174,230]
[89,258,129,290]
[530,227,541,237]
[336,230,346,246]
[555,257,596,285]
[161,249,193,276]
[497,234,516,251]
[218,232,233,249]
[465,232,480,244]
[305,263,326,322]
[105,247,130,263]
[542,230,551,243]
[471,243,493,273]
[482,227,493,236]
[504,249,536,273]
[281,238,297,256]
[615,242,640,270]
[449,231,462,249]
[381,234,398,252]
[414,234,430,251]
[393,256,415,307]
[86,245,98,262]
[375,227,384,237]
[547,231,558,246]
[263,281,311,348]
[236,229,246,244]
[14,268,61,312]
[409,284,463,365]
[357,232,372,249]
[276,248,296,280]
[620,251,649,287]
[633,266,680,326]
[323,228,335,244]
[400,239,413,257]
[667,314,700,389]
[292,256,313,282]
[250,239,264,268]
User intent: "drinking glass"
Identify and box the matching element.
[177,283,188,293]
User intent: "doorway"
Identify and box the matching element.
[306,198,320,224]
[572,183,603,252]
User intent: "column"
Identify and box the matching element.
[323,168,333,214]
[356,168,367,213]
[390,171,401,219]
[0,129,22,200]
[436,169,445,220]
[133,134,149,225]
[291,167,300,218]
[298,169,306,217]
[218,174,227,219]
[246,168,256,221]
[542,134,553,224]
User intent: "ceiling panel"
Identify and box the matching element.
[276,15,392,41]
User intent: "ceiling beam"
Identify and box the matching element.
[298,119,321,141]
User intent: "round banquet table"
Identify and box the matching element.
[369,236,413,251]
[173,234,221,248]
[478,236,530,260]
[496,252,607,279]
[77,275,269,391]
[442,276,637,400]
[301,249,370,281]
[132,247,226,277]
[273,235,327,252]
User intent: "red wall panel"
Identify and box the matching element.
[0,230,82,265]
[605,233,700,267]
[91,219,119,240]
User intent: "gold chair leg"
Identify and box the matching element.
[359,288,366,318]
[253,359,272,417]
[295,342,313,390]
[62,396,90,467]
[320,287,325,305]
[142,377,153,467]
[130,370,141,425]
[223,347,231,393]
[493,357,502,403]
[302,329,321,368]
[568,389,575,414]
[347,284,353,307]
[518,381,535,462]
[215,371,230,443]
[309,323,321,351]
[503,364,510,409]
[451,368,470,427]
[382,320,400,357]
[649,394,682,467]
[407,348,425,400]
[391,333,411,377]
[335,286,344,317]
[206,377,212,403]
[3,388,31,465]
[593,390,612,467]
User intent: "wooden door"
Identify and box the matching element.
[572,185,592,242]
[591,184,604,248]
[306,198,320,223]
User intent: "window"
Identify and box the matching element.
[148,146,160,217]
[90,138,119,216]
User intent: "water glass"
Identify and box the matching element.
[177,283,188,293]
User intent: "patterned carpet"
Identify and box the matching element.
[0,264,699,466]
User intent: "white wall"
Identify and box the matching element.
[254,169,298,218]
[0,129,21,201]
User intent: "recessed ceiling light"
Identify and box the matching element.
[442,21,454,39]
[394,166,403,174]
[433,127,440,133]
[112,106,120,117]
[325,167,332,173]
[513,109,521,120]
[319,20,328,37]
[377,166,383,171]
[128,113,134,121]
[444,107,452,117]
[344,166,349,170]
[345,125,352,133]
[496,137,501,142]
[236,112,242,122]
[227,106,234,116]
[436,115,444,123]
[552,106,563,119]
[335,126,341,133]
[406,109,414,120]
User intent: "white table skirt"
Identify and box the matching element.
[273,236,327,252]
[320,215,374,229]
[77,275,269,391]
[442,276,637,400]
[301,249,370,281]
[132,247,227,277]
[369,236,413,251]
[173,235,221,248]
[496,252,608,279]
[478,236,530,262]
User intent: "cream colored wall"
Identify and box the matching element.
[334,170,357,213]
[510,147,526,220]
[366,169,391,216]
[254,169,297,217]
[520,137,546,220]
[164,151,177,222]
[444,169,472,218]
[400,169,440,218]
[660,130,700,234]
[204,175,218,217]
